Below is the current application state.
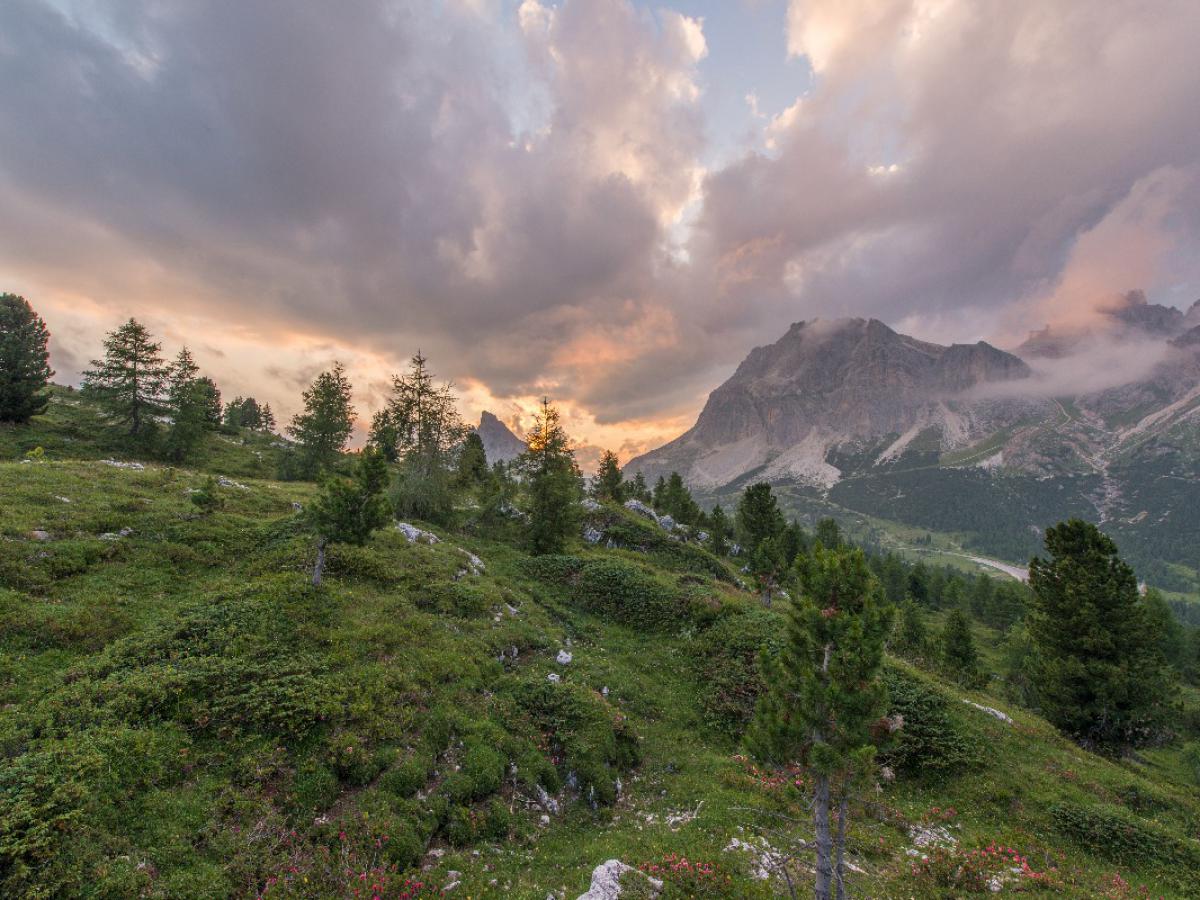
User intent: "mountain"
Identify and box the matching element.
[628,301,1200,589]
[475,410,526,464]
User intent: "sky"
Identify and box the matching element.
[2,0,1200,462]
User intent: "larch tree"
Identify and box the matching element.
[81,318,168,437]
[371,352,466,523]
[519,398,582,555]
[748,545,893,900]
[707,504,731,555]
[0,293,53,424]
[287,362,355,478]
[1027,519,1176,752]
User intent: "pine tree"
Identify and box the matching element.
[0,293,53,423]
[749,535,785,606]
[519,398,582,555]
[891,600,930,662]
[940,606,985,688]
[81,318,168,437]
[1027,519,1176,752]
[630,471,651,503]
[287,362,355,478]
[306,447,391,586]
[736,482,785,553]
[224,396,264,429]
[707,504,730,555]
[1143,588,1186,670]
[660,471,701,525]
[651,475,667,511]
[592,450,625,502]
[815,517,843,550]
[476,460,520,532]
[259,402,277,433]
[372,353,466,522]
[164,348,209,462]
[190,475,223,516]
[194,377,223,426]
[748,546,893,900]
[456,431,489,489]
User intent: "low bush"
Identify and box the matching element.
[878,664,982,777]
[688,609,783,738]
[1050,800,1200,871]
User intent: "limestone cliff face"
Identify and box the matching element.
[627,318,1032,488]
[475,411,525,465]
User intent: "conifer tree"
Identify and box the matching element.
[815,517,843,550]
[0,293,53,423]
[749,535,785,606]
[592,450,625,502]
[287,362,355,478]
[1027,519,1176,752]
[736,482,785,553]
[519,398,582,555]
[651,475,667,510]
[660,471,701,525]
[940,606,985,688]
[456,431,489,489]
[629,471,651,503]
[372,353,466,522]
[259,402,277,433]
[81,318,168,437]
[194,377,223,426]
[476,460,520,532]
[891,600,930,662]
[707,504,730,555]
[748,546,893,900]
[306,447,391,586]
[164,348,210,462]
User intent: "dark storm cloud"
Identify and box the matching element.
[1,0,1199,435]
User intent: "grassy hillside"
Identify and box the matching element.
[3,395,1200,898]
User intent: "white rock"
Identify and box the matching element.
[547,673,561,684]
[458,548,485,574]
[581,498,602,512]
[29,530,51,541]
[582,525,605,544]
[55,496,71,504]
[623,499,658,522]
[99,532,122,541]
[217,476,249,490]
[396,522,440,544]
[556,649,573,665]
[576,860,661,900]
[657,514,677,531]
[962,700,1014,724]
[536,785,560,815]
[100,459,145,471]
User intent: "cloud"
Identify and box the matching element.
[1,0,1199,452]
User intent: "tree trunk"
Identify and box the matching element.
[834,789,848,900]
[312,539,326,586]
[813,773,833,900]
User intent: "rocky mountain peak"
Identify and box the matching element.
[475,411,526,465]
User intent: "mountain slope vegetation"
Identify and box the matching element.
[3,391,1200,899]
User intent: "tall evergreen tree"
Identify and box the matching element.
[736,482,785,553]
[193,376,223,426]
[707,504,730,555]
[592,450,625,502]
[519,398,582,555]
[748,546,893,900]
[163,348,209,462]
[1027,520,1176,752]
[891,600,930,662]
[0,293,53,423]
[815,517,843,550]
[287,362,355,478]
[629,471,651,503]
[456,431,489,489]
[81,318,168,437]
[660,471,701,525]
[372,353,466,522]
[259,402,277,433]
[306,447,391,586]
[651,475,667,511]
[940,606,986,688]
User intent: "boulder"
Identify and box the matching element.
[576,860,661,900]
[623,499,658,521]
[396,522,440,544]
[556,649,573,665]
